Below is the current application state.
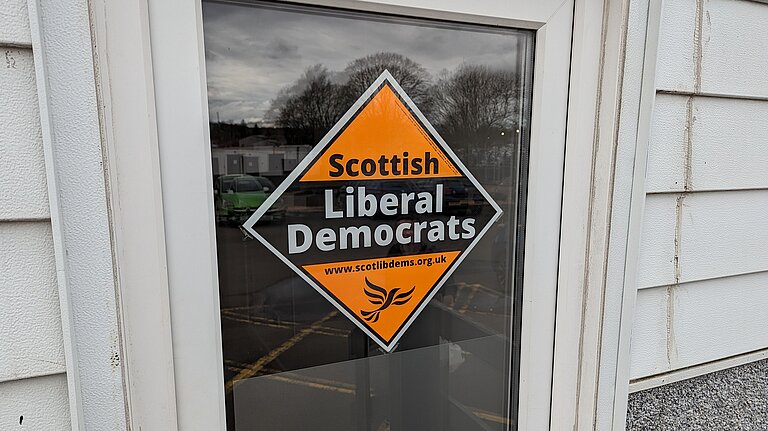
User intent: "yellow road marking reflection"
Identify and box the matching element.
[226,311,338,393]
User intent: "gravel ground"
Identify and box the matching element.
[627,359,768,430]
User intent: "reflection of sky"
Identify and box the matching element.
[202,1,531,124]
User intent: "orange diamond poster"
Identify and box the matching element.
[243,71,502,352]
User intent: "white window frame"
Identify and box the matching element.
[90,0,620,429]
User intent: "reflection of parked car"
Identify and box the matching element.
[214,174,285,225]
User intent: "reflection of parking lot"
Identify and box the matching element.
[216,218,516,429]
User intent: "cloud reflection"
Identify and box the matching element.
[202,1,529,124]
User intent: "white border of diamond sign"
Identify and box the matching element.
[242,70,503,352]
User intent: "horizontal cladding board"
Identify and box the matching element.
[0,0,31,46]
[0,373,69,430]
[629,285,670,379]
[701,0,768,97]
[630,271,768,379]
[0,222,65,382]
[638,190,768,288]
[0,48,49,220]
[646,94,686,193]
[636,194,676,288]
[656,0,768,97]
[655,0,696,92]
[647,94,768,193]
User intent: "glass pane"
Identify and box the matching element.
[202,2,534,430]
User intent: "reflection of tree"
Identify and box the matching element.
[268,57,520,165]
[209,120,259,148]
[431,64,519,138]
[430,65,519,166]
[271,65,351,145]
[269,54,434,144]
[342,52,432,107]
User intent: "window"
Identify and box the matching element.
[203,1,534,429]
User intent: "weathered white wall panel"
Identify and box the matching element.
[628,286,669,378]
[688,97,768,190]
[676,190,768,281]
[0,48,48,220]
[0,6,68,423]
[645,94,686,192]
[701,0,768,98]
[638,191,768,288]
[27,0,128,427]
[655,0,696,92]
[631,271,768,378]
[636,194,676,289]
[0,0,31,46]
[0,373,70,430]
[656,0,768,97]
[647,95,768,193]
[0,222,65,382]
[627,0,768,424]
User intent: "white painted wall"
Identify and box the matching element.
[630,0,768,381]
[0,374,70,430]
[0,0,30,46]
[0,2,70,429]
[27,0,130,426]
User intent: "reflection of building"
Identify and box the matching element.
[211,145,312,177]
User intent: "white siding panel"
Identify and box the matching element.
[655,0,696,92]
[631,271,768,379]
[637,194,676,288]
[701,0,768,98]
[0,48,48,220]
[679,190,768,282]
[0,373,70,430]
[646,94,686,193]
[0,222,65,382]
[690,97,768,190]
[647,96,768,193]
[628,286,670,378]
[638,191,768,288]
[656,0,768,96]
[0,0,31,46]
